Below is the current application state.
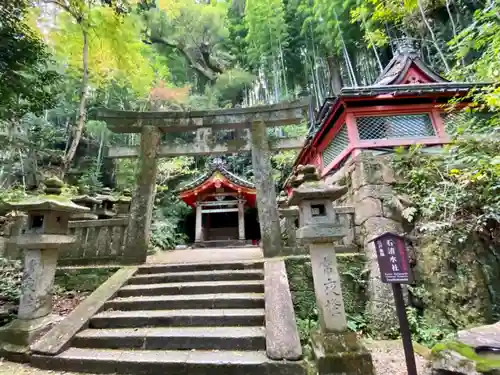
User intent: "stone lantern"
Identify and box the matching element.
[276,191,299,250]
[288,165,374,375]
[116,189,132,217]
[70,194,101,221]
[0,177,89,358]
[95,187,117,219]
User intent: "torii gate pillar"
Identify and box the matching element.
[126,125,161,263]
[251,121,282,257]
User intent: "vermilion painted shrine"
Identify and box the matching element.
[177,159,259,247]
[286,41,481,186]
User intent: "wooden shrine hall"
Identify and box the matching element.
[178,159,259,248]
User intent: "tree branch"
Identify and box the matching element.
[44,0,82,22]
[148,36,217,81]
[199,42,223,74]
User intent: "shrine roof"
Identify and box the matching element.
[177,161,254,193]
[373,39,449,86]
[302,41,490,142]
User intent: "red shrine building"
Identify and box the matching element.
[178,159,259,247]
[286,41,483,186]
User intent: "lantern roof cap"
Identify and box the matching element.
[287,165,348,206]
[72,195,102,205]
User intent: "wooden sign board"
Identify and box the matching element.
[370,232,412,284]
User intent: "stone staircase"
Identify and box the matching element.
[32,261,305,375]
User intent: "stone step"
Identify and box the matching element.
[127,269,264,285]
[72,327,266,351]
[118,280,264,297]
[90,308,265,328]
[31,348,306,375]
[137,261,263,274]
[104,293,265,311]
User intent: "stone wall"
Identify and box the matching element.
[324,151,408,336]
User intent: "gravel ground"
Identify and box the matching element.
[0,359,101,375]
[0,339,428,375]
[364,339,429,375]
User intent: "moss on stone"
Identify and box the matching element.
[416,235,493,330]
[431,341,500,372]
[54,268,118,292]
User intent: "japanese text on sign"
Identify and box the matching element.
[373,233,412,284]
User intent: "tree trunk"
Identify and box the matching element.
[326,55,343,95]
[61,28,89,178]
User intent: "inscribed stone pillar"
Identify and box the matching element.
[195,201,202,243]
[0,177,89,358]
[250,121,282,257]
[309,243,347,332]
[289,165,374,375]
[238,199,245,241]
[125,125,161,263]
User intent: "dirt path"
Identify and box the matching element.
[0,359,99,375]
[364,339,429,375]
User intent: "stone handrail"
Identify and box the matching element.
[61,218,130,266]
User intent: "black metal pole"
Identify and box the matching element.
[392,283,418,375]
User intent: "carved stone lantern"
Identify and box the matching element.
[116,189,132,217]
[95,187,117,219]
[0,177,89,358]
[276,191,299,250]
[70,195,101,221]
[288,165,374,375]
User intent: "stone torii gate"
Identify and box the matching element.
[97,99,309,261]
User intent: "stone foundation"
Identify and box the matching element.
[310,330,374,375]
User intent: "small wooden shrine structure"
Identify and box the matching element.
[286,39,486,185]
[178,159,257,247]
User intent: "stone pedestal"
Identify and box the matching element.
[0,177,89,359]
[288,165,375,375]
[311,330,374,375]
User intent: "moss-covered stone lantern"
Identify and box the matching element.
[95,187,117,219]
[116,189,132,217]
[288,165,374,375]
[70,194,101,221]
[0,177,89,358]
[277,190,299,250]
